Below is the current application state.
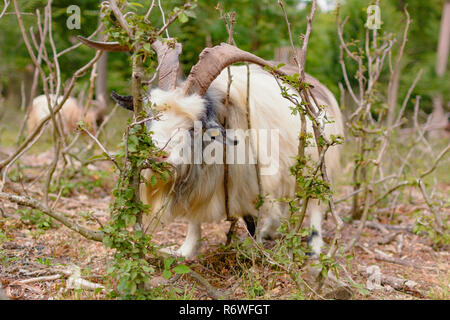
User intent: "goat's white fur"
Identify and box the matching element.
[141,65,344,259]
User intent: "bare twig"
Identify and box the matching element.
[0,0,9,19]
[387,5,411,128]
[78,126,121,172]
[419,144,450,179]
[188,271,228,300]
[144,0,156,22]
[109,0,132,38]
[417,179,444,233]
[156,1,192,37]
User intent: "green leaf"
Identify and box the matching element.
[143,43,151,52]
[173,264,191,274]
[128,2,144,8]
[130,281,137,295]
[150,175,157,187]
[126,215,136,227]
[94,287,103,295]
[162,269,172,280]
[87,154,107,161]
[164,257,175,269]
[178,11,188,24]
[185,10,196,18]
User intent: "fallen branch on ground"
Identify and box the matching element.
[13,274,62,285]
[357,265,424,297]
[365,221,414,234]
[374,255,440,271]
[188,270,228,300]
[377,232,400,245]
[0,191,104,242]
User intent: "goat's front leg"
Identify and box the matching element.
[176,222,201,259]
[256,200,283,242]
[307,199,324,259]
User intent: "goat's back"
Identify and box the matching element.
[211,65,344,183]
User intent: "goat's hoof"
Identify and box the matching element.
[160,245,181,257]
[175,246,198,260]
[306,251,320,260]
[160,245,199,259]
[307,231,323,259]
[256,230,278,243]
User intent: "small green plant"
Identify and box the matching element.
[244,276,265,298]
[162,257,191,280]
[18,208,54,233]
[50,167,111,197]
[412,210,450,249]
[37,257,53,266]
[0,250,19,268]
[311,253,339,279]
[426,278,450,300]
[0,230,7,244]
[143,284,196,300]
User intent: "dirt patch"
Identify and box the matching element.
[0,154,448,300]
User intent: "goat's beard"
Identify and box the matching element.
[142,162,201,212]
[141,134,225,229]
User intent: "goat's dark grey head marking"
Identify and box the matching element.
[201,93,238,146]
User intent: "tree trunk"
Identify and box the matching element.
[96,49,108,104]
[96,21,108,106]
[250,1,260,52]
[429,0,450,139]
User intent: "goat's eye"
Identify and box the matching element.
[144,119,152,130]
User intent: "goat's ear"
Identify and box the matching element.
[204,120,238,146]
[111,91,134,111]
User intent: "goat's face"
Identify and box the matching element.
[112,88,231,168]
[147,88,205,166]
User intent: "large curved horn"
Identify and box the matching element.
[184,43,288,96]
[77,36,130,52]
[78,36,181,91]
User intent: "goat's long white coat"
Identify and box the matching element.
[141,65,344,258]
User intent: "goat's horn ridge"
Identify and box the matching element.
[151,40,182,91]
[184,43,288,97]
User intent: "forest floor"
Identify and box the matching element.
[0,149,448,300]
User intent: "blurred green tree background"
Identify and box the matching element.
[0,0,448,115]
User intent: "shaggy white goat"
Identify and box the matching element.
[79,38,344,259]
[140,66,343,258]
